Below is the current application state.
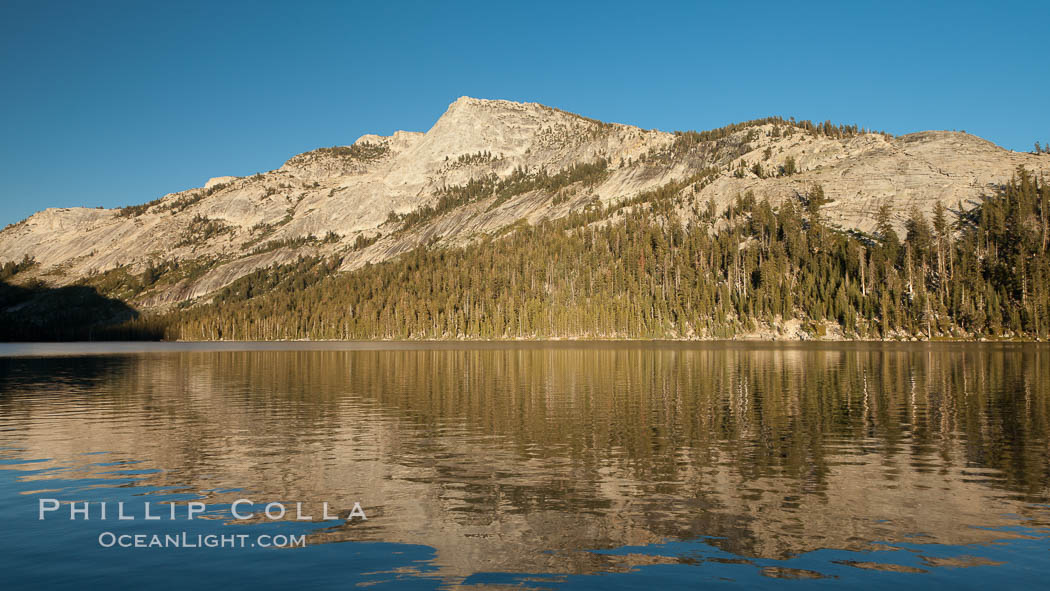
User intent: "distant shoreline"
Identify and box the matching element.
[3,334,1047,344]
[2,338,1046,359]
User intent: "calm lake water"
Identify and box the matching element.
[1,342,1048,589]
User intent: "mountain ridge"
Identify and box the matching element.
[2,97,1048,325]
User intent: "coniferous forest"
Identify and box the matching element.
[137,168,1049,341]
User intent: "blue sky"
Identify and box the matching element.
[1,0,1047,227]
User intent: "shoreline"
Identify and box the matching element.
[3,333,1048,344]
[2,338,1047,359]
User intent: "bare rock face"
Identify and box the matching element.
[2,97,1048,310]
[205,176,239,189]
[703,128,1045,235]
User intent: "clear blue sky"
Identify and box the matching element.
[2,0,1047,227]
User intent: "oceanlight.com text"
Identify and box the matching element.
[97,531,307,549]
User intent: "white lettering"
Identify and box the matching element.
[264,502,285,520]
[348,502,367,521]
[38,498,60,520]
[70,501,89,520]
[231,499,254,520]
[187,502,205,520]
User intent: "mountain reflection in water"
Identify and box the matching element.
[0,342,1048,587]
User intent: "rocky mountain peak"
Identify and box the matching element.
[2,99,1048,314]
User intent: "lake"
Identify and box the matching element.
[1,342,1048,589]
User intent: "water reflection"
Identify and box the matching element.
[0,343,1048,584]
